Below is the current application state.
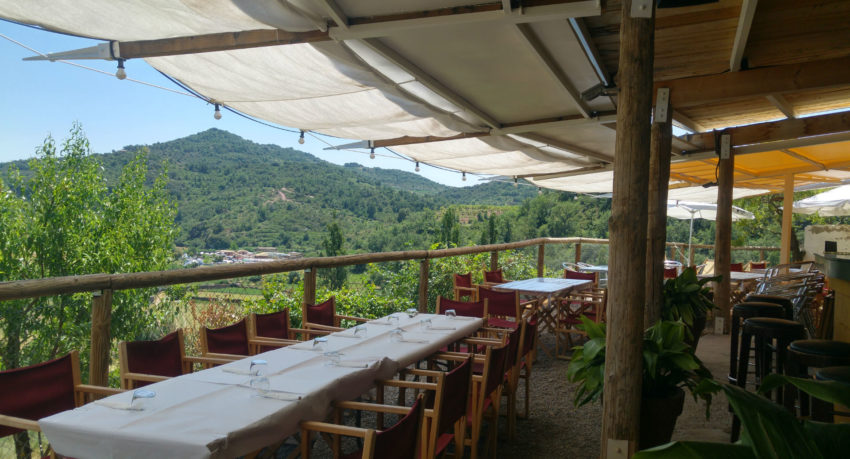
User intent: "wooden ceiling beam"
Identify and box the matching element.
[313,0,349,29]
[680,110,850,151]
[656,56,850,109]
[766,94,796,119]
[115,29,331,59]
[518,133,614,163]
[671,110,707,134]
[780,149,827,170]
[729,0,758,72]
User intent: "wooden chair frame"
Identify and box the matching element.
[436,296,489,322]
[555,288,607,359]
[453,272,478,301]
[246,311,304,354]
[302,296,369,333]
[199,319,303,361]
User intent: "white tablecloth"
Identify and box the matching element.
[39,313,482,459]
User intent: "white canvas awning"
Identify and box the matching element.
[793,185,850,217]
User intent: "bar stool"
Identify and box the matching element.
[729,302,785,384]
[732,317,805,442]
[785,340,850,417]
[813,366,850,422]
[745,294,794,320]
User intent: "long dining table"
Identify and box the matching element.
[39,313,483,459]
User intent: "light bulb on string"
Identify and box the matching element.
[369,148,375,160]
[513,176,518,187]
[538,187,543,195]
[298,130,305,144]
[415,162,420,173]
[213,104,222,120]
[462,172,467,182]
[115,59,126,80]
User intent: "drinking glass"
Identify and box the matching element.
[130,389,156,410]
[353,324,367,338]
[323,351,341,366]
[249,359,269,396]
[420,318,432,330]
[405,308,418,318]
[388,314,400,327]
[313,336,328,351]
[390,328,404,343]
[445,309,457,320]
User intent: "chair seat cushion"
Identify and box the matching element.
[815,366,850,383]
[790,339,850,358]
[733,302,784,317]
[743,317,805,335]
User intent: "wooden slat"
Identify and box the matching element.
[729,0,758,71]
[118,29,331,59]
[646,87,672,327]
[765,94,796,119]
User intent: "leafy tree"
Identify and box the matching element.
[439,207,460,247]
[321,221,347,289]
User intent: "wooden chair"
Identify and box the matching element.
[663,267,678,279]
[436,296,488,320]
[200,317,297,360]
[463,342,510,459]
[453,272,477,301]
[748,261,768,271]
[300,393,425,459]
[0,351,123,457]
[564,269,598,287]
[247,309,305,354]
[730,262,745,272]
[376,356,473,458]
[302,296,369,333]
[481,268,508,287]
[477,286,526,330]
[555,287,607,359]
[516,311,539,420]
[118,329,235,389]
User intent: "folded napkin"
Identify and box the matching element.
[368,319,394,325]
[291,345,324,351]
[399,338,429,344]
[333,333,363,339]
[334,361,370,368]
[427,325,456,331]
[222,368,252,375]
[254,391,302,401]
[453,316,476,321]
[95,400,143,411]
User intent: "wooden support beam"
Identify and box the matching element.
[672,110,707,133]
[490,251,499,271]
[646,87,673,328]
[418,260,429,313]
[517,133,615,163]
[780,149,826,170]
[766,94,796,119]
[602,1,653,455]
[303,268,317,313]
[729,0,758,72]
[117,29,331,59]
[514,23,593,118]
[681,111,850,152]
[89,289,113,386]
[657,56,850,109]
[313,0,349,29]
[781,175,795,264]
[537,244,546,277]
[714,149,734,334]
[675,130,850,163]
[575,242,582,263]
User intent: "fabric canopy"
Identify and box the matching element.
[667,201,755,222]
[792,185,850,216]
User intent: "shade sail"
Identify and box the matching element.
[792,185,850,216]
[667,201,754,222]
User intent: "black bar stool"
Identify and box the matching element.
[813,366,850,422]
[732,317,805,442]
[785,340,850,417]
[729,302,785,384]
[745,294,794,319]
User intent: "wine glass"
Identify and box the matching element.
[353,324,367,338]
[405,308,418,318]
[249,359,269,396]
[420,318,432,330]
[388,314,400,327]
[390,328,404,343]
[312,336,328,351]
[323,351,341,366]
[445,309,457,320]
[130,389,156,410]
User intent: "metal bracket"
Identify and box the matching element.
[606,438,630,459]
[720,134,731,159]
[630,0,653,18]
[654,88,670,123]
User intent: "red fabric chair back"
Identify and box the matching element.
[436,357,472,436]
[478,287,518,319]
[483,269,504,283]
[520,315,539,357]
[255,309,290,340]
[306,297,335,327]
[730,263,744,272]
[504,325,521,370]
[454,273,472,288]
[750,262,767,270]
[483,345,510,397]
[204,319,250,356]
[436,297,486,318]
[0,353,77,437]
[564,270,597,284]
[663,267,678,279]
[124,331,184,385]
[369,394,424,459]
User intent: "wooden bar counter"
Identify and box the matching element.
[816,254,850,341]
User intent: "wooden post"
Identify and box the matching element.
[490,251,499,271]
[759,249,765,262]
[418,259,429,313]
[537,244,545,277]
[780,174,795,264]
[645,87,672,328]
[303,267,316,311]
[602,1,655,455]
[715,146,735,334]
[575,242,582,264]
[89,289,113,386]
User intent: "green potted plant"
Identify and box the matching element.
[567,318,717,449]
[661,267,719,349]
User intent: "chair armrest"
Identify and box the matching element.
[201,352,245,361]
[301,420,369,439]
[249,337,300,347]
[76,384,124,396]
[377,379,435,391]
[400,368,442,378]
[336,314,369,323]
[462,337,502,346]
[304,322,345,332]
[290,327,330,338]
[184,355,238,366]
[121,372,169,384]
[0,414,40,432]
[334,400,413,415]
[430,352,485,363]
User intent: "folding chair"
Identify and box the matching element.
[453,272,477,301]
[303,296,369,333]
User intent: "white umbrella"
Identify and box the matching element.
[667,200,755,262]
[792,185,850,216]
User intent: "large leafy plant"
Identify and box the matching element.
[567,318,717,412]
[634,375,850,458]
[662,267,719,326]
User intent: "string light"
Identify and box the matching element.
[513,176,518,187]
[298,130,305,144]
[538,186,543,195]
[415,161,420,172]
[369,148,375,159]
[462,172,467,181]
[213,103,222,120]
[115,59,126,80]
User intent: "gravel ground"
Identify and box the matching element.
[305,332,733,458]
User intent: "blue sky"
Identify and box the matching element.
[0,20,482,187]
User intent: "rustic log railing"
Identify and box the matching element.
[0,236,779,385]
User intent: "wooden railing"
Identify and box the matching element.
[0,237,779,384]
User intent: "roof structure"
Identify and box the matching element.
[2,0,850,202]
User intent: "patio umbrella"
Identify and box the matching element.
[792,184,850,216]
[667,200,755,262]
